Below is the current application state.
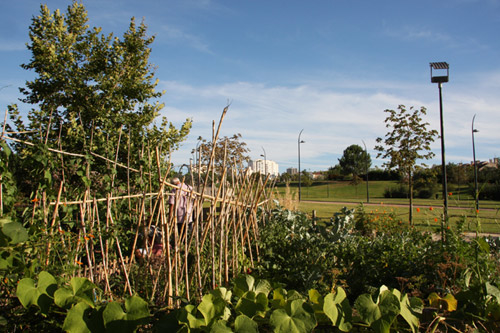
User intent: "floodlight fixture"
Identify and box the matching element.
[430,62,449,83]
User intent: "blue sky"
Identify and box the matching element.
[1,0,500,173]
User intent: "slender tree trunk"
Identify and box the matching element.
[409,169,413,225]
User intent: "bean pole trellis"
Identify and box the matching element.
[1,106,274,307]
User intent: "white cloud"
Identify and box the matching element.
[160,75,500,172]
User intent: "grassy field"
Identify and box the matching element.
[274,181,500,234]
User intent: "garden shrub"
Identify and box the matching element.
[383,185,408,198]
[416,188,434,199]
[478,183,500,200]
[256,204,500,305]
[255,205,345,294]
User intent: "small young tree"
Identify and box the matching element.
[375,105,438,224]
[338,144,371,185]
[301,170,313,187]
[196,133,251,172]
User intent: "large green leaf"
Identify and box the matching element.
[102,296,150,332]
[254,279,272,297]
[62,302,105,333]
[16,271,57,315]
[391,289,421,333]
[0,250,22,270]
[323,287,352,332]
[308,289,329,324]
[233,275,272,298]
[177,304,205,330]
[211,287,232,303]
[210,320,233,333]
[235,291,269,319]
[54,277,97,309]
[1,219,28,244]
[234,314,259,333]
[233,275,255,297]
[428,292,457,311]
[355,288,400,333]
[272,288,287,309]
[308,289,322,305]
[269,299,317,333]
[16,277,37,308]
[197,293,230,326]
[486,282,500,301]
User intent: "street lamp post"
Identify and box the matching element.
[472,114,479,212]
[430,62,450,234]
[298,129,305,201]
[362,140,370,203]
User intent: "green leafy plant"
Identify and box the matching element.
[354,286,422,333]
[161,276,423,332]
[16,271,58,315]
[15,271,150,332]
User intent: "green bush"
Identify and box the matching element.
[255,206,343,294]
[257,205,500,304]
[383,185,408,198]
[478,183,500,200]
[416,188,435,199]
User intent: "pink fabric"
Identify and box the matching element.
[168,183,193,223]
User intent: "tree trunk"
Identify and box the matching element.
[408,169,413,225]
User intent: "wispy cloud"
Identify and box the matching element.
[0,40,26,52]
[159,25,212,54]
[384,25,489,51]
[386,25,453,43]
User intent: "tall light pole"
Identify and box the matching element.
[472,114,479,212]
[298,129,305,201]
[430,62,450,231]
[193,139,202,168]
[362,140,370,203]
[260,146,267,177]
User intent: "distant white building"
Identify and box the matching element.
[248,159,279,177]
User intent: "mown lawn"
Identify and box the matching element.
[274,180,500,234]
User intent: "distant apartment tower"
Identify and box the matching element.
[248,159,279,177]
[286,167,298,175]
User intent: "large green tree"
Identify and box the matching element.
[7,2,191,194]
[338,144,371,185]
[375,105,437,224]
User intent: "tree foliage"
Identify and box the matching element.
[374,105,437,223]
[195,133,250,172]
[301,170,313,187]
[338,144,371,184]
[6,1,191,194]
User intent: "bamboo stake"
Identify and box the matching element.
[79,192,95,283]
[126,194,146,274]
[94,197,112,297]
[44,182,64,266]
[127,128,131,211]
[110,126,122,190]
[1,108,8,138]
[106,194,133,296]
[1,135,86,157]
